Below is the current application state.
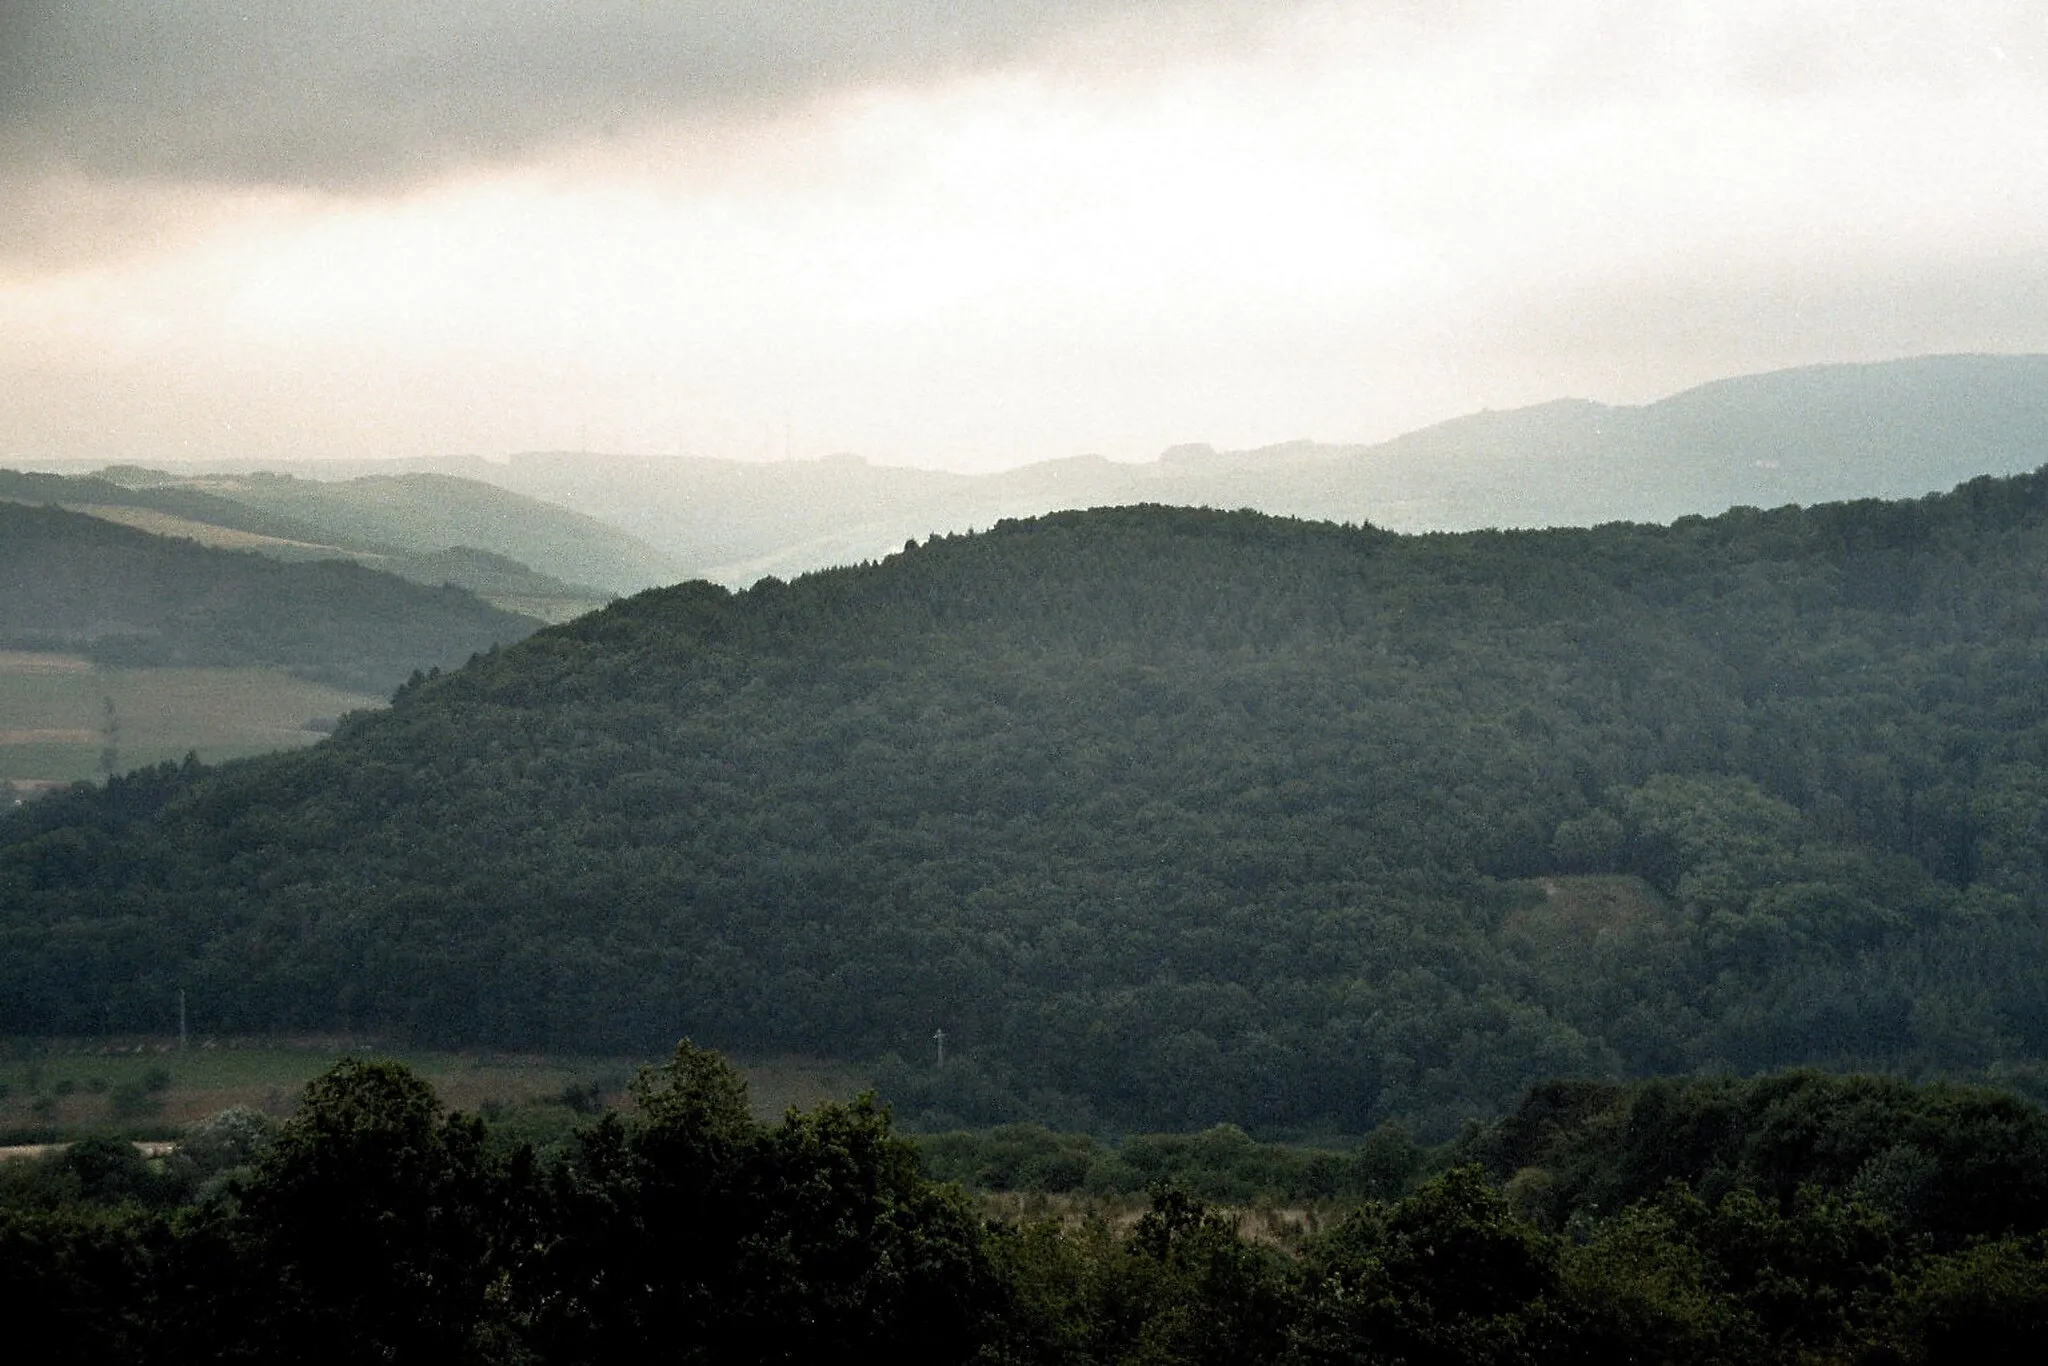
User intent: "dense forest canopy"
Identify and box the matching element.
[7,477,2048,1132]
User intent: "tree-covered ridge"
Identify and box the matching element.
[0,501,542,692]
[7,480,2048,1130]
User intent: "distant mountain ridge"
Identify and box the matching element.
[24,353,2047,587]
[1321,352,2048,528]
[378,352,2048,583]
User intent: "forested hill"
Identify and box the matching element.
[8,479,2048,1133]
[0,501,542,692]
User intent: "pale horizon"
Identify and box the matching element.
[11,347,2045,481]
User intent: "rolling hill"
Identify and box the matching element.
[7,479,2048,1133]
[1209,351,2048,529]
[0,501,542,693]
[1,466,636,621]
[141,469,683,595]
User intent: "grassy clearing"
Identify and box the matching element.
[1501,874,1679,970]
[483,594,612,624]
[968,1190,1335,1247]
[0,655,383,785]
[729,1055,875,1118]
[0,1040,871,1142]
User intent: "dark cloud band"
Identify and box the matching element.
[0,1,1228,187]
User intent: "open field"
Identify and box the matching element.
[0,653,383,786]
[0,1040,872,1140]
[969,1189,1332,1248]
[1501,873,1680,972]
[64,503,342,555]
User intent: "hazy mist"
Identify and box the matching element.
[4,0,2046,472]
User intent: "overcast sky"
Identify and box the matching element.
[3,0,2045,472]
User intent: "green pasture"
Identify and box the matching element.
[0,653,382,785]
[0,1040,870,1141]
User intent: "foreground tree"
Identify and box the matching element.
[1292,1166,1568,1366]
[523,1040,999,1365]
[237,1057,509,1363]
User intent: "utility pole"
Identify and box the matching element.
[932,1028,946,1069]
[178,990,188,1052]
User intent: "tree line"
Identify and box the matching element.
[7,1049,2047,1364]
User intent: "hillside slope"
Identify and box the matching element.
[6,483,2048,1132]
[0,468,342,544]
[155,470,684,594]
[5,466,625,618]
[0,502,542,693]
